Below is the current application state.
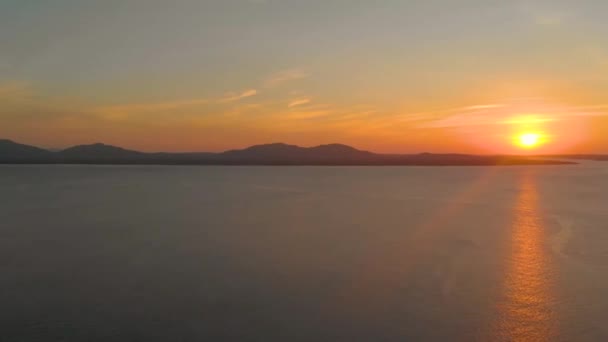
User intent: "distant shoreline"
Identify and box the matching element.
[0,139,589,166]
[0,162,578,166]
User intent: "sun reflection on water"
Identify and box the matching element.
[494,172,556,341]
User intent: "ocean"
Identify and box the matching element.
[1,163,608,341]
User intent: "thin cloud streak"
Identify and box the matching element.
[220,89,258,102]
[265,69,308,87]
[409,101,608,128]
[94,89,258,120]
[97,75,260,120]
[288,97,311,108]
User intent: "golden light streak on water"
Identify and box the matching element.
[494,172,557,341]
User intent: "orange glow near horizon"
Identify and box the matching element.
[0,93,604,154]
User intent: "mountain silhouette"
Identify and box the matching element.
[0,139,580,165]
[60,143,142,156]
[220,143,375,163]
[57,143,144,160]
[0,139,53,161]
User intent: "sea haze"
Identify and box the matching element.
[1,164,608,341]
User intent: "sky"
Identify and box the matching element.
[1,0,608,154]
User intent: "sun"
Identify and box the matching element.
[517,133,542,148]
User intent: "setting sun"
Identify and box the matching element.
[517,133,542,148]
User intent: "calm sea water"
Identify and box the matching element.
[1,164,608,341]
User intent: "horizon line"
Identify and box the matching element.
[1,138,606,157]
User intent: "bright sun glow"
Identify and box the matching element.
[517,133,542,148]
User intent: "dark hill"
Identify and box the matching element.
[219,143,375,164]
[221,143,303,159]
[0,139,580,165]
[0,139,53,161]
[309,144,374,158]
[56,143,146,162]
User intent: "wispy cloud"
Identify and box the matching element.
[94,89,257,120]
[416,101,608,128]
[462,104,505,110]
[265,68,308,87]
[283,109,333,120]
[288,97,311,108]
[220,89,258,102]
[274,104,383,126]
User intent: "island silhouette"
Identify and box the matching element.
[0,139,585,165]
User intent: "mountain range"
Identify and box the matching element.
[0,139,587,165]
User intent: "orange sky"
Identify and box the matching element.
[1,1,608,154]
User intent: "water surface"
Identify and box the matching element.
[1,164,608,341]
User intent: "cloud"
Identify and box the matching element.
[461,104,505,111]
[265,69,308,87]
[94,89,258,121]
[283,109,333,120]
[274,104,383,125]
[220,89,258,102]
[288,97,311,108]
[417,101,608,129]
